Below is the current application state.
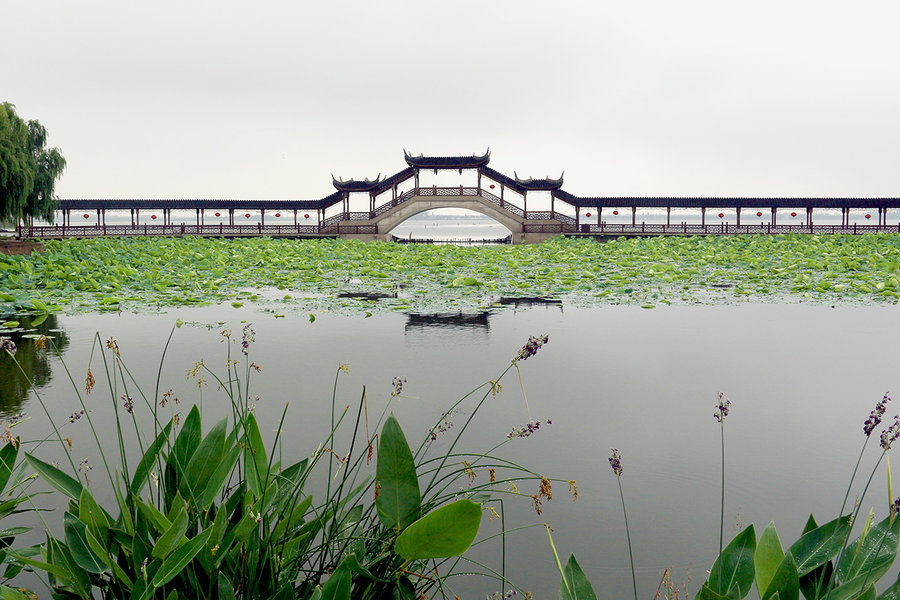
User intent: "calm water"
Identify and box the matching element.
[2,303,898,598]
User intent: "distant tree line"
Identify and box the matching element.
[0,102,66,224]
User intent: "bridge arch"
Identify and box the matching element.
[374,195,524,241]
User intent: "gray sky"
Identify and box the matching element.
[5,0,900,199]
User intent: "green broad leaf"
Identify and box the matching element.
[131,421,173,494]
[392,575,417,600]
[708,525,756,599]
[830,576,883,600]
[84,526,133,589]
[171,406,202,474]
[0,586,30,599]
[376,414,421,532]
[319,558,352,600]
[858,585,877,600]
[135,497,172,535]
[6,547,75,585]
[78,488,111,533]
[696,583,733,600]
[151,505,188,559]
[63,513,105,574]
[243,412,268,497]
[0,442,19,495]
[798,515,833,600]
[150,528,212,587]
[559,553,598,600]
[218,572,237,600]
[30,298,48,312]
[184,418,228,505]
[199,445,241,511]
[877,572,900,600]
[757,522,786,595]
[837,515,900,583]
[24,453,83,500]
[762,553,799,600]
[395,499,481,560]
[789,515,852,577]
[47,537,92,596]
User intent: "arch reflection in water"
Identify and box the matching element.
[0,314,69,415]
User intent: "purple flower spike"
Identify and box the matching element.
[241,324,255,356]
[391,376,406,397]
[515,334,549,362]
[609,448,623,477]
[714,392,731,423]
[881,415,900,450]
[864,393,891,437]
[0,337,16,356]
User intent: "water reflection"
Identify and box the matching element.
[0,314,69,414]
[497,296,563,310]
[404,311,490,332]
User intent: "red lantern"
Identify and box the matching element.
[756,212,763,217]
[489,184,495,189]
[304,214,310,219]
[245,213,251,218]
[866,214,872,219]
[83,213,89,219]
[215,212,221,217]
[613,210,619,215]
[275,213,281,217]
[151,215,157,220]
[718,213,724,218]
[791,212,797,217]
[585,212,592,218]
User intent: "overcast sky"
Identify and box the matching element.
[4,1,900,199]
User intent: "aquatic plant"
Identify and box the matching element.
[0,328,562,599]
[4,235,900,316]
[555,392,900,600]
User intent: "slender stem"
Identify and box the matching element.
[619,477,638,600]
[719,421,726,561]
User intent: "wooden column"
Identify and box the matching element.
[771,207,776,226]
[632,206,636,227]
[666,206,671,226]
[736,207,741,227]
[702,207,706,226]
[807,207,813,227]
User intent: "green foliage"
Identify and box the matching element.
[376,414,421,532]
[558,554,597,600]
[0,330,555,599]
[394,499,481,560]
[0,102,65,223]
[5,235,900,318]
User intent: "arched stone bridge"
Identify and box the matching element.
[23,150,900,243]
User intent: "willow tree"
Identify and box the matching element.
[0,102,66,225]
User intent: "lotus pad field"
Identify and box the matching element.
[2,235,900,316]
